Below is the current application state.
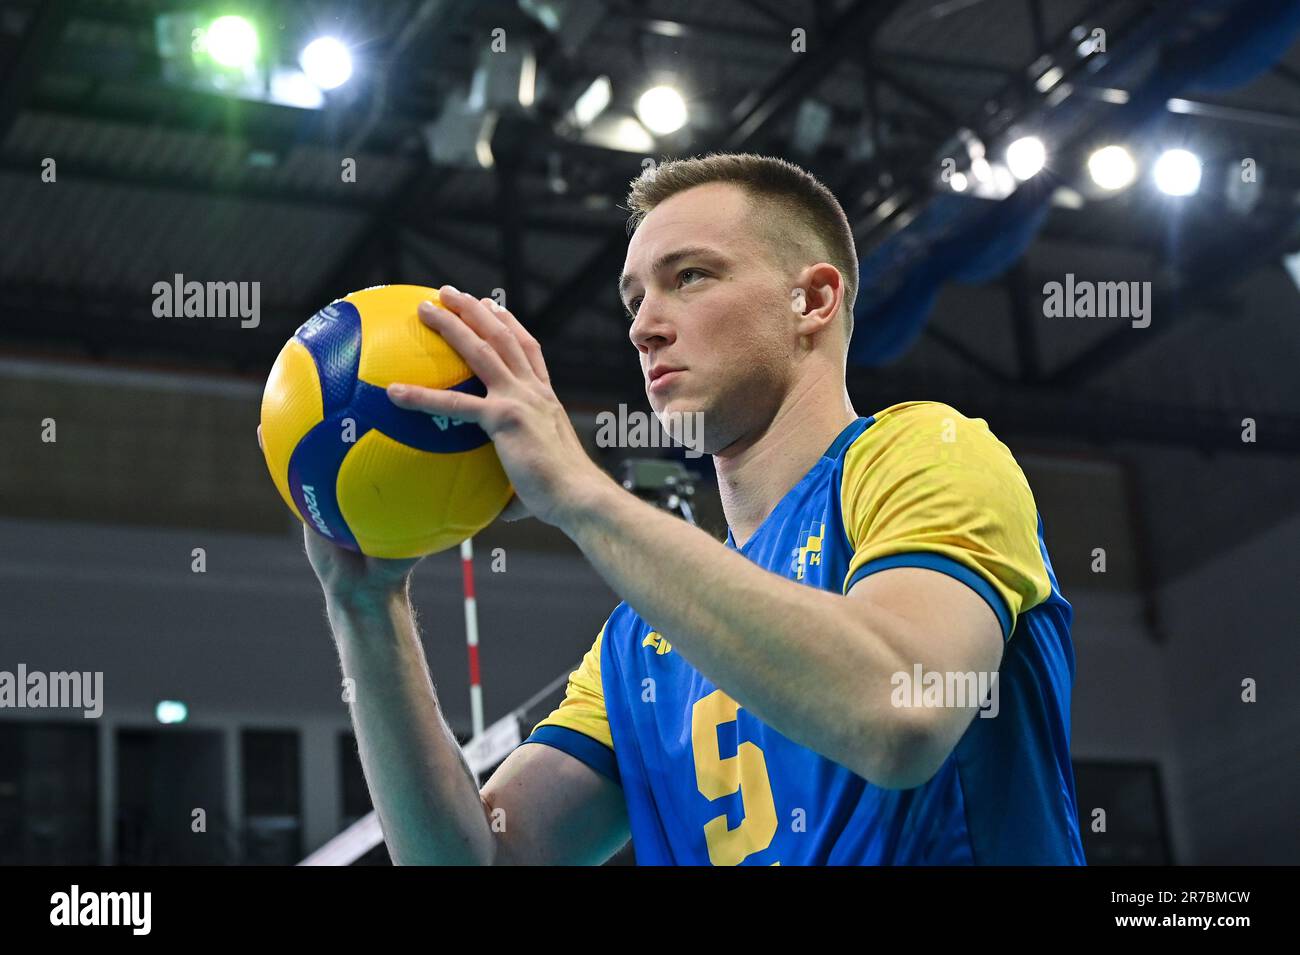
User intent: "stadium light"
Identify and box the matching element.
[949,171,969,192]
[155,700,189,724]
[636,85,688,135]
[204,15,259,70]
[1153,148,1202,196]
[1087,145,1137,191]
[300,36,353,90]
[573,76,611,128]
[1006,136,1047,180]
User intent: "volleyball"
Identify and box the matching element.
[259,284,512,558]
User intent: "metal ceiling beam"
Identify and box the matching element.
[1046,211,1300,389]
[27,84,415,153]
[0,155,392,213]
[0,150,632,234]
[304,165,434,308]
[405,222,564,295]
[1006,261,1042,383]
[526,0,909,341]
[922,326,1015,384]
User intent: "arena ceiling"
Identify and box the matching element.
[2,0,1299,451]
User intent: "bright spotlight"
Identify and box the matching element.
[205,15,259,70]
[1006,136,1046,180]
[1153,148,1202,196]
[300,36,353,90]
[155,700,189,725]
[949,171,968,192]
[573,76,611,128]
[1087,145,1137,190]
[636,85,688,135]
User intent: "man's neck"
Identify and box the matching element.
[713,376,857,549]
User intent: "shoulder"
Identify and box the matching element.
[845,400,1014,470]
[862,400,995,439]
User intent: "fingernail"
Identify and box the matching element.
[442,284,460,297]
[388,384,408,398]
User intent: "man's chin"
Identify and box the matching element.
[651,398,705,422]
[650,399,713,456]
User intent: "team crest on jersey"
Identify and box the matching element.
[791,520,825,580]
[642,631,672,656]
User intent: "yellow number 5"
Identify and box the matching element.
[691,689,778,865]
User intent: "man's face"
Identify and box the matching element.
[619,182,796,454]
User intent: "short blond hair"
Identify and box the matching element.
[625,153,858,336]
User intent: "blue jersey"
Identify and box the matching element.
[525,402,1085,865]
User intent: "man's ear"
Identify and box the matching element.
[791,263,843,338]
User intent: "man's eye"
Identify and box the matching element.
[627,297,642,319]
[678,268,703,286]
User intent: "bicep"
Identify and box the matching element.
[846,566,1003,772]
[847,565,1004,675]
[481,741,629,865]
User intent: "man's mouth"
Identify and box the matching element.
[648,364,684,393]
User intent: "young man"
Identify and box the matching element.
[285,153,1084,865]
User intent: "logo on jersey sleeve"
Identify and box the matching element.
[643,631,673,656]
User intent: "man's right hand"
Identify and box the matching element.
[258,424,421,605]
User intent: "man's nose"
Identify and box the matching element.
[629,297,672,351]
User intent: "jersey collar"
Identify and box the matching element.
[724,416,871,550]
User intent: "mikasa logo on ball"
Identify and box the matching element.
[429,414,467,431]
[301,485,333,537]
[299,305,341,337]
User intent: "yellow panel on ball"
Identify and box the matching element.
[347,284,471,389]
[337,429,512,559]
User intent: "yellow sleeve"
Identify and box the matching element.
[528,625,613,751]
[841,402,1053,638]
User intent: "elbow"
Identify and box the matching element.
[858,709,953,791]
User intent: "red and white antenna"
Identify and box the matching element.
[460,538,484,740]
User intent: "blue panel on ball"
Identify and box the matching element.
[287,412,363,552]
[293,300,361,416]
[351,377,493,454]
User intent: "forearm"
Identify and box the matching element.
[326,586,496,865]
[561,480,918,781]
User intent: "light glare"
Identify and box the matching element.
[1006,136,1047,180]
[1153,148,1202,196]
[205,15,259,70]
[1087,145,1136,190]
[636,85,688,135]
[300,36,353,90]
